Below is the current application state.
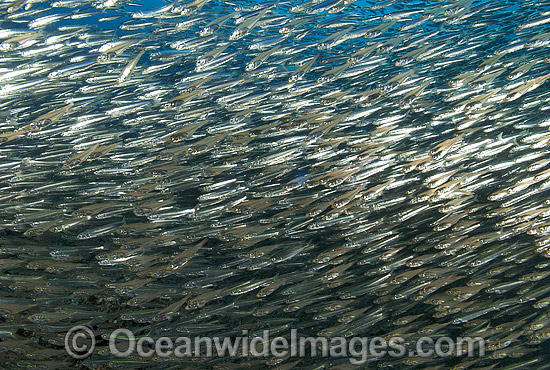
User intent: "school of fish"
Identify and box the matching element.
[1,0,550,368]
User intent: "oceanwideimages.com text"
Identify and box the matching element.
[66,326,486,364]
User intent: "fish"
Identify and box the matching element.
[1,0,550,368]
